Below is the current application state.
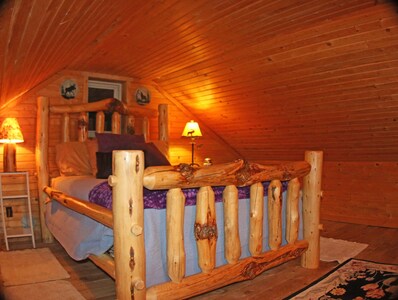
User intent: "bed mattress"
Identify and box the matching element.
[46,175,301,287]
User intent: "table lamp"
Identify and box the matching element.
[0,118,24,172]
[182,120,202,166]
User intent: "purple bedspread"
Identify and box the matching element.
[89,181,287,210]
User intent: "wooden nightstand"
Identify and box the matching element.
[0,171,36,250]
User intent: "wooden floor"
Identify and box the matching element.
[1,220,397,299]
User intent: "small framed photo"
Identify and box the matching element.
[60,79,78,100]
[135,87,151,105]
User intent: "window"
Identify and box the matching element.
[88,80,123,136]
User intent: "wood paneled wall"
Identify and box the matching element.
[0,96,41,240]
[322,162,398,228]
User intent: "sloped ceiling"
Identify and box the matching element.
[0,0,397,161]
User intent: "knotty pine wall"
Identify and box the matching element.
[0,70,238,241]
[322,162,397,228]
[0,94,41,241]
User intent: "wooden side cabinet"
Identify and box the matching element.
[0,172,36,250]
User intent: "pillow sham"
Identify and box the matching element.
[96,152,113,179]
[96,133,146,152]
[85,138,98,176]
[95,142,170,179]
[56,141,92,176]
[139,142,170,166]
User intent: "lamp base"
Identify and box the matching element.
[190,140,199,166]
[3,143,17,172]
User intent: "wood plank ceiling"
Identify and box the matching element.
[0,0,397,161]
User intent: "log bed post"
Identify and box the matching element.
[35,96,53,242]
[158,104,168,142]
[301,150,323,269]
[96,111,105,133]
[61,113,70,142]
[109,150,146,300]
[126,115,135,134]
[78,112,88,142]
[142,116,149,142]
[112,112,121,134]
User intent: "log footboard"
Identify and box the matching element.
[110,150,322,300]
[44,150,322,299]
[42,150,323,300]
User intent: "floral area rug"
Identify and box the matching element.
[285,259,398,299]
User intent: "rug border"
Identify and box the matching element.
[0,247,70,287]
[283,258,398,299]
[3,279,86,300]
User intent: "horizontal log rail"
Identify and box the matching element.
[143,159,311,190]
[146,240,308,300]
[88,253,116,279]
[43,186,113,228]
[50,97,157,117]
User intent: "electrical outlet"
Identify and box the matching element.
[6,207,13,218]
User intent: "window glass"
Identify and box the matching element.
[88,80,122,135]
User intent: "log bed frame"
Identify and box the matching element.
[36,96,323,299]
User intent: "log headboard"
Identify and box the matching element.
[35,96,169,242]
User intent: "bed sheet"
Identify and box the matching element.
[46,175,302,287]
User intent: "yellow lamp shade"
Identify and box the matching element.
[0,118,24,143]
[181,120,202,138]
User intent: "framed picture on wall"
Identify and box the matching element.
[135,87,151,105]
[60,79,78,99]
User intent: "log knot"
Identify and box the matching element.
[242,246,307,280]
[281,166,294,181]
[106,98,129,115]
[271,186,277,200]
[291,247,306,258]
[235,161,251,185]
[129,199,133,215]
[242,261,265,279]
[236,160,263,186]
[129,246,135,271]
[135,155,140,173]
[194,221,218,240]
[126,124,135,134]
[48,190,62,198]
[77,117,87,129]
[176,163,198,182]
